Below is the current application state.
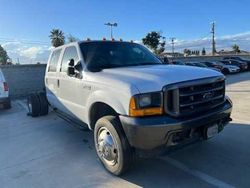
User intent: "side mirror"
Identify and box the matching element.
[67,59,75,76]
[74,61,83,72]
[68,59,74,67]
[67,67,75,76]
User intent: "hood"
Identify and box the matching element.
[91,65,223,93]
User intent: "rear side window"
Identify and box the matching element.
[48,49,61,72]
[61,46,79,72]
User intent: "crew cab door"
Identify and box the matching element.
[45,48,62,109]
[57,46,84,119]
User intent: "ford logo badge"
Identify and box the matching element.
[203,92,214,99]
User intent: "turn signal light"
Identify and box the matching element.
[129,97,163,117]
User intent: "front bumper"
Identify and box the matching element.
[229,68,240,73]
[120,99,232,150]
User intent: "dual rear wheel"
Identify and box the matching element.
[27,92,48,117]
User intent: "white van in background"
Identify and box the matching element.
[0,69,11,109]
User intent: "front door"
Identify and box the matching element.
[57,46,84,119]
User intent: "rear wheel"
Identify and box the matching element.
[222,68,229,75]
[94,116,134,175]
[27,94,40,117]
[37,92,49,116]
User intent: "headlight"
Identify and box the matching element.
[129,92,163,117]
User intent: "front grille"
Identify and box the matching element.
[164,76,225,117]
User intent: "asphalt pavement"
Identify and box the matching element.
[0,72,249,188]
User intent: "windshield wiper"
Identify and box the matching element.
[137,62,162,65]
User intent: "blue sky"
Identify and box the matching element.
[1,0,250,63]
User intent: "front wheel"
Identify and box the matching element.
[94,116,134,175]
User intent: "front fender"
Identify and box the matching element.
[85,90,129,128]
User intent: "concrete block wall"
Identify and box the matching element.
[0,64,47,98]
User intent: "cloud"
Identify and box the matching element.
[172,32,250,52]
[2,31,250,64]
[19,46,43,59]
[2,41,50,64]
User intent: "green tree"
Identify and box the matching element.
[142,31,166,54]
[49,29,65,47]
[183,49,191,56]
[202,48,206,55]
[0,45,9,65]
[232,44,240,53]
[67,34,79,43]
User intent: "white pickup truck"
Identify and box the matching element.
[28,40,232,175]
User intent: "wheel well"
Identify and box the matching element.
[222,68,229,74]
[89,102,118,130]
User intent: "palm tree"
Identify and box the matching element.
[67,34,79,43]
[49,29,65,47]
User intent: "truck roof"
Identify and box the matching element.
[51,40,135,51]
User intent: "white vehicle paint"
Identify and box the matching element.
[45,41,223,128]
[0,68,10,109]
[44,41,232,175]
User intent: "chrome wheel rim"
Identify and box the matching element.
[97,127,118,166]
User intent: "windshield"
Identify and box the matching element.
[217,62,225,66]
[194,63,207,67]
[80,42,162,70]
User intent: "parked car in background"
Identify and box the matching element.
[201,61,223,70]
[215,62,240,74]
[220,60,248,72]
[171,61,185,65]
[186,62,221,72]
[223,56,250,71]
[0,69,11,109]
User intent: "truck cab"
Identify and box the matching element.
[41,40,232,175]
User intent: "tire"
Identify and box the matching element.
[3,98,11,109]
[37,92,49,116]
[94,116,134,175]
[222,68,229,75]
[27,94,40,117]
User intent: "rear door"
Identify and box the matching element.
[45,48,62,109]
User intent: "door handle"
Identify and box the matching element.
[57,79,60,88]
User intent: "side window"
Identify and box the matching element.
[61,46,79,72]
[48,49,61,72]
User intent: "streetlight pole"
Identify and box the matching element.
[104,22,118,39]
[170,37,176,60]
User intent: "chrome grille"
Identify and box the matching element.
[164,76,225,117]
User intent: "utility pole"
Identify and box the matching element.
[211,22,216,56]
[170,37,176,58]
[104,22,118,39]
